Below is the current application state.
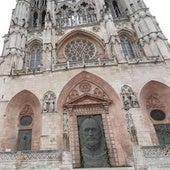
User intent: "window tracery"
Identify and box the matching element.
[30,0,47,28]
[112,0,122,17]
[55,1,97,28]
[120,37,136,60]
[104,0,124,19]
[29,46,42,69]
[65,39,96,62]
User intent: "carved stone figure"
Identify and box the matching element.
[121,85,139,110]
[78,116,110,168]
[43,91,56,113]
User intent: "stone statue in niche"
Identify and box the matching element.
[121,85,139,110]
[43,91,56,113]
[78,115,110,168]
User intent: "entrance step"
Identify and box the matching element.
[74,167,135,170]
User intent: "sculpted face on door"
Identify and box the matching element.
[78,115,110,168]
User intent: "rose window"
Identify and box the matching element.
[65,39,96,61]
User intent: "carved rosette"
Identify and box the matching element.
[79,81,92,93]
[66,81,109,104]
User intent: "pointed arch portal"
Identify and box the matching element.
[57,71,133,168]
[3,90,41,152]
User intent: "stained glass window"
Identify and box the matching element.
[30,47,42,68]
[121,38,136,59]
[65,39,95,61]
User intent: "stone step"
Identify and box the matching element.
[74,167,135,170]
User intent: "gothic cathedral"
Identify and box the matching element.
[0,0,170,169]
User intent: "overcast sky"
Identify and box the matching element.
[0,0,169,54]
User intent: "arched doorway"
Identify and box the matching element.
[2,90,41,151]
[57,71,133,168]
[140,80,170,145]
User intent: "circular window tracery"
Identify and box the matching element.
[150,109,166,121]
[65,39,96,61]
[20,116,33,126]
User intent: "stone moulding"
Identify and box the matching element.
[141,145,170,158]
[0,150,61,162]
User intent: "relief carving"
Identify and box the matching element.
[79,81,92,93]
[146,93,164,110]
[78,115,110,168]
[69,90,79,100]
[20,105,33,116]
[43,91,56,113]
[121,85,139,110]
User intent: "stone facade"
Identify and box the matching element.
[0,0,170,169]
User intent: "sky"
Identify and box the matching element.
[0,0,169,54]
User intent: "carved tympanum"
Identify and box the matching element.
[146,93,164,110]
[79,81,92,93]
[66,81,109,103]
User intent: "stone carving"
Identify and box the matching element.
[92,26,100,32]
[20,105,33,116]
[63,108,68,133]
[43,91,56,113]
[65,39,96,62]
[66,81,110,103]
[125,112,138,144]
[78,116,110,168]
[121,85,139,110]
[55,1,97,28]
[146,93,164,110]
[69,89,79,100]
[0,150,61,161]
[79,81,92,93]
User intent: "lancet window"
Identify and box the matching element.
[105,0,124,19]
[30,0,47,29]
[120,37,136,59]
[29,46,42,69]
[55,2,97,28]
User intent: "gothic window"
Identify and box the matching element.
[29,47,42,69]
[112,1,121,17]
[154,124,170,145]
[30,0,47,29]
[42,0,47,6]
[34,0,39,8]
[120,37,136,59]
[33,11,38,27]
[41,10,46,27]
[65,39,96,62]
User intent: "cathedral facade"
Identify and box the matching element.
[0,0,170,169]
